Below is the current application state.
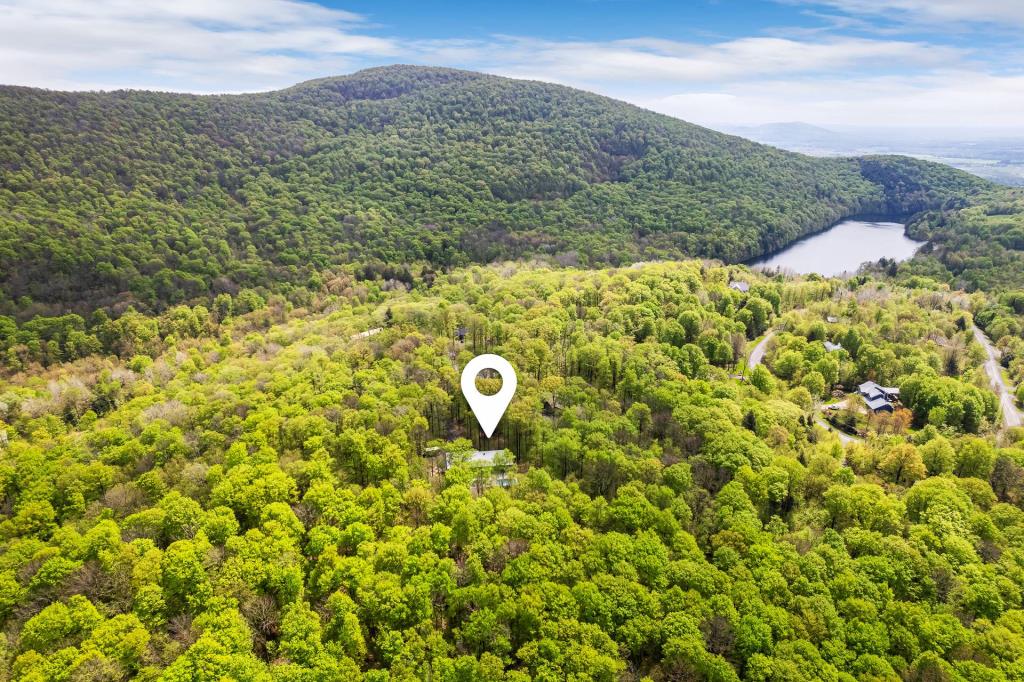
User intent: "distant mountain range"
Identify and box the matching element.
[726,122,1024,187]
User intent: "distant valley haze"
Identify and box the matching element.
[725,122,1024,186]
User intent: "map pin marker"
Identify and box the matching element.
[461,354,517,438]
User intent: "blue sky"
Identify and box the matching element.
[2,0,1023,131]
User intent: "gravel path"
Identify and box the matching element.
[973,325,1022,429]
[748,329,776,369]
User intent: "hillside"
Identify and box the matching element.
[895,188,1024,391]
[1,259,1021,680]
[0,65,987,315]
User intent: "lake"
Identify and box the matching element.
[747,219,923,276]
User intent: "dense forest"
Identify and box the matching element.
[0,66,987,318]
[896,189,1024,393]
[0,260,1022,681]
[3,66,1024,682]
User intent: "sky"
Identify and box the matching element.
[2,0,1023,133]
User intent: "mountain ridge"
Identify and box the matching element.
[0,65,989,315]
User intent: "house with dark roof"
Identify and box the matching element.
[858,381,900,413]
[863,395,894,413]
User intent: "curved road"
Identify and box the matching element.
[973,325,1022,430]
[746,328,860,444]
[745,330,858,444]
[747,329,776,369]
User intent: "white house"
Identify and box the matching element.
[729,281,750,293]
[445,449,514,489]
[350,327,383,340]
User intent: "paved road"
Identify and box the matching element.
[748,329,776,369]
[973,325,1022,429]
[814,416,860,444]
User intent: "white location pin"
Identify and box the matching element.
[461,354,517,438]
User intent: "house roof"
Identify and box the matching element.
[859,380,881,394]
[824,341,843,352]
[863,395,893,411]
[461,450,509,468]
[729,281,750,292]
[858,379,900,412]
[350,327,383,340]
[860,381,899,399]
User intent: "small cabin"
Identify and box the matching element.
[729,281,750,293]
[350,327,383,340]
[823,341,843,353]
[445,449,514,489]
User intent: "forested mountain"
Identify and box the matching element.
[5,64,1024,682]
[2,259,1022,681]
[0,65,986,315]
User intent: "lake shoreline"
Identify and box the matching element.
[745,212,910,267]
[745,216,923,276]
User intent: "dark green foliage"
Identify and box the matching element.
[858,155,987,216]
[0,66,984,316]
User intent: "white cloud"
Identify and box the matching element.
[416,35,1019,132]
[0,1,965,93]
[433,35,961,85]
[798,0,1024,26]
[0,0,399,91]
[641,71,1024,131]
[0,0,1018,133]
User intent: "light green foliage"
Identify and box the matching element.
[19,595,102,653]
[160,538,214,613]
[921,436,957,476]
[0,259,1016,680]
[81,614,150,672]
[750,364,776,394]
[902,374,997,433]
